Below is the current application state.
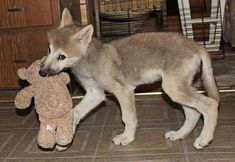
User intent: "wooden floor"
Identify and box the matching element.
[0,93,235,161]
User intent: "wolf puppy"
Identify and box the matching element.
[40,8,219,150]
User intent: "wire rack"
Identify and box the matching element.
[98,0,163,37]
[99,0,162,12]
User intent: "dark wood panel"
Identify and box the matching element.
[0,31,50,88]
[26,0,53,27]
[0,33,30,88]
[0,0,53,29]
[28,32,48,61]
[0,0,27,29]
[0,0,60,89]
[0,33,29,63]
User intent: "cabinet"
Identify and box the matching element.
[0,0,60,88]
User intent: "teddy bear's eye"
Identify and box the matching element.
[58,54,66,60]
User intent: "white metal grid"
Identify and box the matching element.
[177,0,226,52]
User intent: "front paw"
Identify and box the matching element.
[165,131,185,141]
[193,135,213,149]
[56,137,71,146]
[113,133,135,145]
[55,145,70,152]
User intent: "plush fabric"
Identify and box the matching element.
[15,59,73,149]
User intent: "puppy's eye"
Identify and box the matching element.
[58,54,66,60]
[47,47,51,55]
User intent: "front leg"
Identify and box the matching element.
[107,77,137,146]
[73,79,105,133]
[56,86,105,151]
[56,79,105,152]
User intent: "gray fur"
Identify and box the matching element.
[41,9,220,150]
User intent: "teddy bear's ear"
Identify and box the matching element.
[59,72,70,84]
[33,59,42,66]
[17,68,27,80]
[41,56,47,62]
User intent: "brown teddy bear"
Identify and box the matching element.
[15,59,73,150]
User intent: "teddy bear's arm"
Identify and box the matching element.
[15,86,34,109]
[58,72,70,85]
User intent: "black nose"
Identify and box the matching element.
[39,70,47,77]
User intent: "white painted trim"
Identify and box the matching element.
[177,0,226,52]
[72,89,235,99]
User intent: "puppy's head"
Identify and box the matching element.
[40,8,94,77]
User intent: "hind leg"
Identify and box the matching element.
[162,77,218,149]
[165,106,201,141]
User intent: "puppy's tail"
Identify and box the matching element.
[199,49,220,103]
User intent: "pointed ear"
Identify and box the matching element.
[59,8,73,28]
[73,25,94,45]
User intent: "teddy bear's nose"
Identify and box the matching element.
[39,70,47,77]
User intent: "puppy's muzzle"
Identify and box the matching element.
[39,69,47,77]
[39,69,58,77]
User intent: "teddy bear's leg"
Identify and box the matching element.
[56,116,73,146]
[37,123,56,149]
